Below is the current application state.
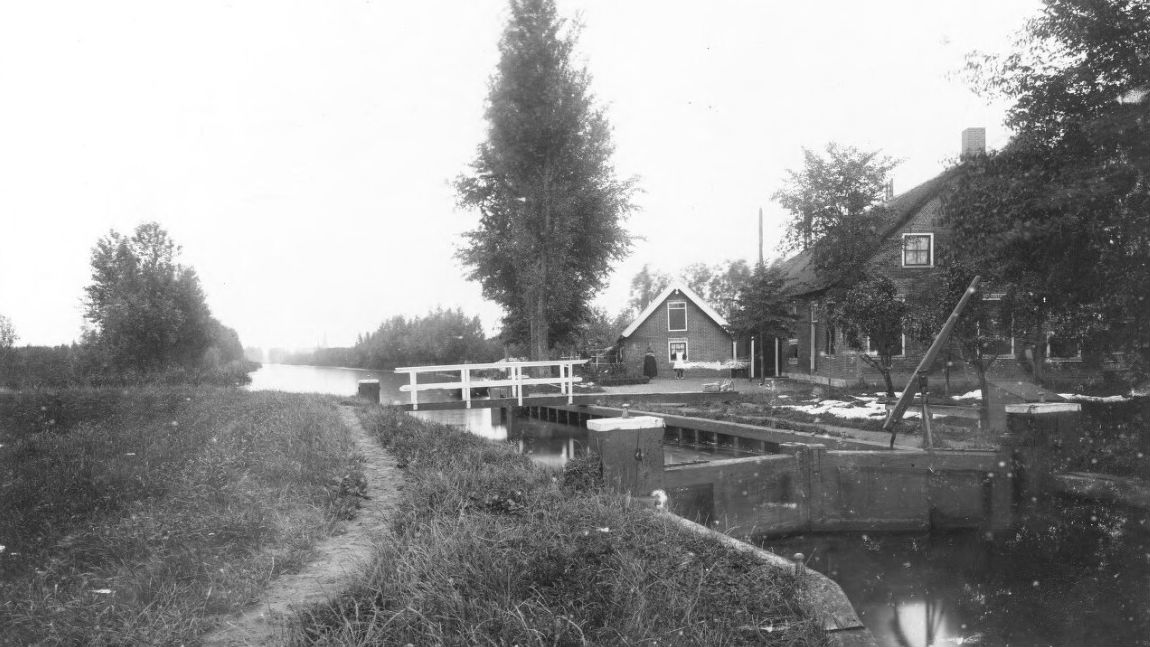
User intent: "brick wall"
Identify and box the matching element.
[621,290,733,378]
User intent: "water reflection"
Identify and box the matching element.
[762,499,1150,647]
[246,363,383,395]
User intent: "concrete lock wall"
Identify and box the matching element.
[582,406,1027,538]
[665,454,807,535]
[1002,402,1083,503]
[659,445,1012,538]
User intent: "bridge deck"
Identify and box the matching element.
[389,390,736,411]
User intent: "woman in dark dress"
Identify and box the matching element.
[642,346,658,379]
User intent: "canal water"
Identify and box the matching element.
[248,363,1150,646]
[246,363,731,467]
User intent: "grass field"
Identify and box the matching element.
[288,406,829,647]
[0,386,363,646]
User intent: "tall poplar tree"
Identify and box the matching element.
[456,0,634,360]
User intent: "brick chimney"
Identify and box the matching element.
[961,127,986,158]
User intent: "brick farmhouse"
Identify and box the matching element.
[776,128,1096,392]
[617,282,737,379]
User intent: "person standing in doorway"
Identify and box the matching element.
[673,348,686,379]
[643,346,658,379]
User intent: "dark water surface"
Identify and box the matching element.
[762,499,1150,647]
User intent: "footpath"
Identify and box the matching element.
[201,406,403,646]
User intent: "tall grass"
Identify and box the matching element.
[0,386,362,646]
[290,407,828,646]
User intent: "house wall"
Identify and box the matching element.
[788,291,1101,394]
[621,289,733,378]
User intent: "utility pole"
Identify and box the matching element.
[757,207,764,267]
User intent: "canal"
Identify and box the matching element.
[249,363,1150,646]
[246,363,735,466]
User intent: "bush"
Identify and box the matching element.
[597,375,650,386]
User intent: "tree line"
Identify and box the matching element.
[277,308,503,370]
[0,223,253,389]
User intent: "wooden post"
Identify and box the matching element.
[357,379,381,403]
[586,416,665,496]
[920,375,933,450]
[883,275,981,447]
[409,371,418,411]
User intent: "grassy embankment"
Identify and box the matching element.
[288,406,829,647]
[0,386,363,646]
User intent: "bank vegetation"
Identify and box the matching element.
[288,407,829,646]
[0,386,363,646]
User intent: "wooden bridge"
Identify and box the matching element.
[389,359,735,411]
[394,359,588,410]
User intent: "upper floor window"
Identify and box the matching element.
[667,301,687,331]
[902,233,934,267]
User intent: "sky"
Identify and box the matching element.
[0,0,1040,350]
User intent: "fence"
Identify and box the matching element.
[394,359,588,410]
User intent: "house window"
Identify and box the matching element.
[667,301,687,332]
[982,294,1015,358]
[902,233,934,267]
[1048,334,1082,361]
[866,333,905,357]
[668,339,688,363]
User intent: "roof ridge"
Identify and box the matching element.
[619,280,729,338]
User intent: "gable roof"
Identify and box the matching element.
[776,166,963,298]
[620,281,729,338]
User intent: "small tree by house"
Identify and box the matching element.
[727,263,795,357]
[907,257,1004,428]
[836,275,908,397]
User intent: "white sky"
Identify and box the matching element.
[0,0,1038,350]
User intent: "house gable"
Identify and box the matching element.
[620,282,728,338]
[618,282,733,376]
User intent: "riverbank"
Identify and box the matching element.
[0,386,364,646]
[286,405,832,646]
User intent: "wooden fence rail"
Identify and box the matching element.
[394,359,589,411]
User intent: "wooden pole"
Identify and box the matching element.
[758,207,764,266]
[883,275,981,447]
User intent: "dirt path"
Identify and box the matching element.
[202,406,402,647]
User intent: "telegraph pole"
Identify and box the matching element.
[757,207,764,267]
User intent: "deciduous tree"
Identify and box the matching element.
[456,0,635,360]
[835,275,907,396]
[627,264,671,316]
[950,0,1150,382]
[773,143,898,253]
[682,260,752,321]
[727,263,795,345]
[907,257,1004,427]
[0,313,15,351]
[83,223,216,372]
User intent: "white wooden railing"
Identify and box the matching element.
[395,359,588,410]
